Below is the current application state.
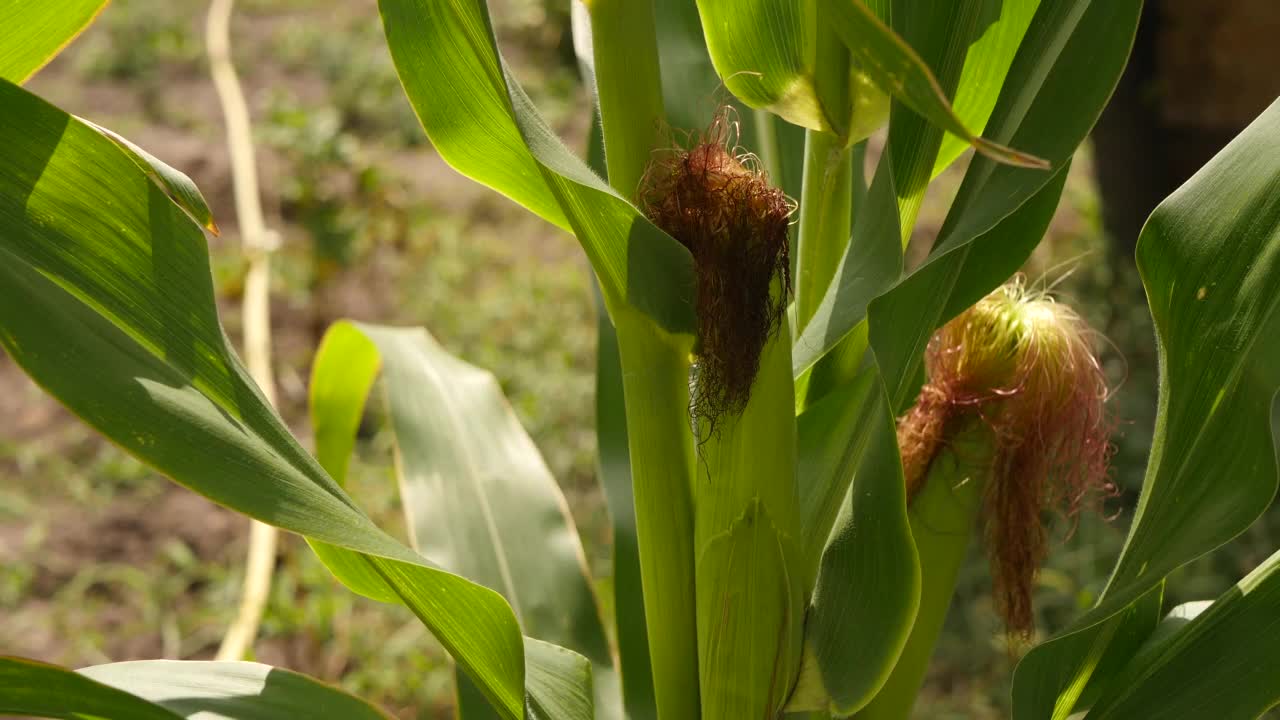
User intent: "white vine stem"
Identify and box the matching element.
[207,0,280,662]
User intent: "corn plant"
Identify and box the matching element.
[3,1,1280,719]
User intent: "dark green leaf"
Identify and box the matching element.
[0,656,181,720]
[798,377,920,715]
[1088,549,1280,719]
[1013,97,1280,719]
[0,657,392,720]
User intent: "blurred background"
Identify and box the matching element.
[1,1,1277,718]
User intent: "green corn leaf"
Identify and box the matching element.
[377,0,693,336]
[2,5,216,233]
[309,321,613,720]
[0,657,183,720]
[1012,97,1280,720]
[1102,597,1214,687]
[523,639,596,720]
[80,660,394,720]
[867,0,1139,409]
[456,640,593,720]
[791,152,901,379]
[827,0,1047,170]
[0,657,392,719]
[0,77,533,720]
[933,0,1042,177]
[305,326,401,604]
[884,0,992,236]
[1069,582,1165,712]
[790,152,901,584]
[0,0,107,83]
[791,375,920,716]
[80,118,221,234]
[693,0,822,131]
[1086,548,1280,719]
[937,160,1069,321]
[795,363,878,580]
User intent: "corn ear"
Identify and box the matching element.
[694,310,805,720]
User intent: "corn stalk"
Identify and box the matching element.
[206,0,280,663]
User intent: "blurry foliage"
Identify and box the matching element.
[259,96,409,295]
[71,0,204,83]
[273,19,426,149]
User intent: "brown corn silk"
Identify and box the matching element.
[639,111,792,431]
[897,280,1115,636]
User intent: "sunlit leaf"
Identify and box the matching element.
[933,0,1042,176]
[0,0,107,83]
[0,77,527,720]
[378,0,693,335]
[828,0,1048,169]
[81,118,220,234]
[883,0,993,234]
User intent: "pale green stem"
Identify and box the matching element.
[588,3,700,717]
[613,310,700,720]
[858,419,995,720]
[794,7,856,329]
[795,15,854,330]
[753,108,784,185]
[795,130,853,331]
[588,0,665,199]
